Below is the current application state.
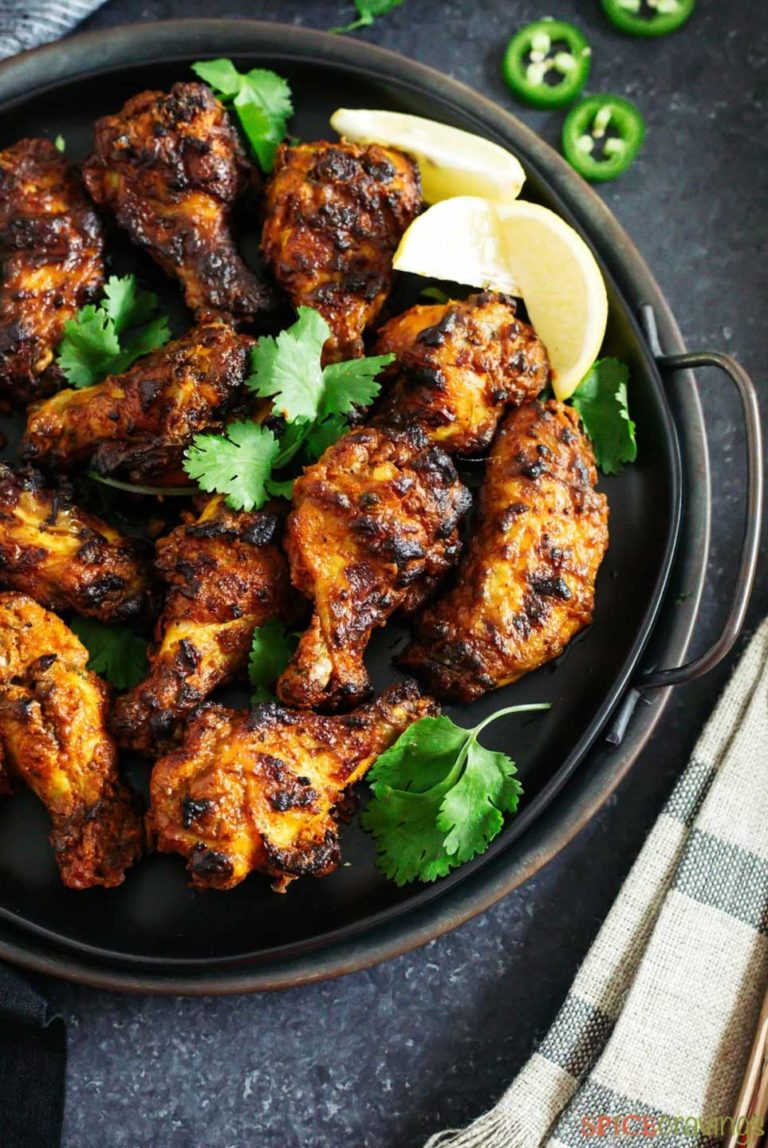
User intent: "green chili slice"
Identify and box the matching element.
[502,19,591,109]
[562,95,646,182]
[601,0,695,38]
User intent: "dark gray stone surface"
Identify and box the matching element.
[25,1,768,1144]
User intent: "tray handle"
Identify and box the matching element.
[605,311,763,746]
[637,307,763,691]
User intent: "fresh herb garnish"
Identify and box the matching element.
[332,0,404,34]
[70,617,149,690]
[248,620,298,702]
[362,703,549,885]
[54,135,66,153]
[191,59,293,172]
[56,274,171,389]
[183,306,392,511]
[570,357,637,475]
[249,307,391,425]
[183,421,285,514]
[418,286,451,304]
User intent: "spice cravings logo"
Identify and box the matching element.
[580,1113,765,1138]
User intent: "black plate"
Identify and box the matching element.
[0,21,703,990]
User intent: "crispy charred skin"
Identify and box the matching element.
[0,138,104,402]
[262,141,422,362]
[0,592,143,888]
[148,679,435,891]
[277,424,471,712]
[373,292,550,456]
[399,401,609,701]
[21,319,250,483]
[113,495,299,755]
[0,465,148,621]
[83,83,274,324]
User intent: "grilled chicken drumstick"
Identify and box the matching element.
[21,318,251,484]
[83,82,274,325]
[0,138,104,402]
[262,141,421,361]
[0,592,143,888]
[399,400,609,701]
[149,679,435,892]
[113,495,298,756]
[0,465,148,621]
[276,425,471,712]
[373,291,550,456]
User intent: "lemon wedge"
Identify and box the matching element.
[392,196,608,401]
[329,108,526,204]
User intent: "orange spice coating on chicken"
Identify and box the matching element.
[0,138,104,402]
[21,319,251,484]
[262,141,422,361]
[84,82,274,324]
[113,495,298,755]
[277,424,471,712]
[0,465,148,621]
[0,592,143,888]
[399,401,609,701]
[373,292,550,456]
[149,679,435,891]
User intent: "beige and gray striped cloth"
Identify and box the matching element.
[428,617,768,1148]
[0,0,104,60]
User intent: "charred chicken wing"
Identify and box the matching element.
[113,495,297,755]
[149,679,435,891]
[277,424,471,712]
[399,401,609,701]
[83,82,274,324]
[0,138,104,402]
[262,141,422,361]
[0,465,148,620]
[21,319,250,483]
[0,592,143,888]
[373,292,550,456]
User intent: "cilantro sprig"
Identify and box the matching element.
[332,0,404,34]
[192,59,293,172]
[70,617,149,690]
[56,275,171,389]
[248,620,298,702]
[362,703,550,885]
[570,358,637,476]
[183,307,393,512]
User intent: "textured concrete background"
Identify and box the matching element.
[27,1,768,1145]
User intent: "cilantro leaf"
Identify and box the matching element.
[419,286,451,304]
[247,306,393,424]
[70,617,148,690]
[570,358,637,476]
[102,275,161,334]
[362,703,549,886]
[57,305,121,388]
[437,741,523,865]
[56,274,171,389]
[192,59,293,172]
[191,58,242,98]
[248,620,298,702]
[185,306,390,507]
[249,307,328,422]
[332,0,404,34]
[54,134,66,153]
[321,356,393,417]
[303,414,350,462]
[183,421,281,513]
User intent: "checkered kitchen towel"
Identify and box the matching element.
[428,617,768,1147]
[0,0,104,59]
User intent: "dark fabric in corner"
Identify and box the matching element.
[0,965,65,1148]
